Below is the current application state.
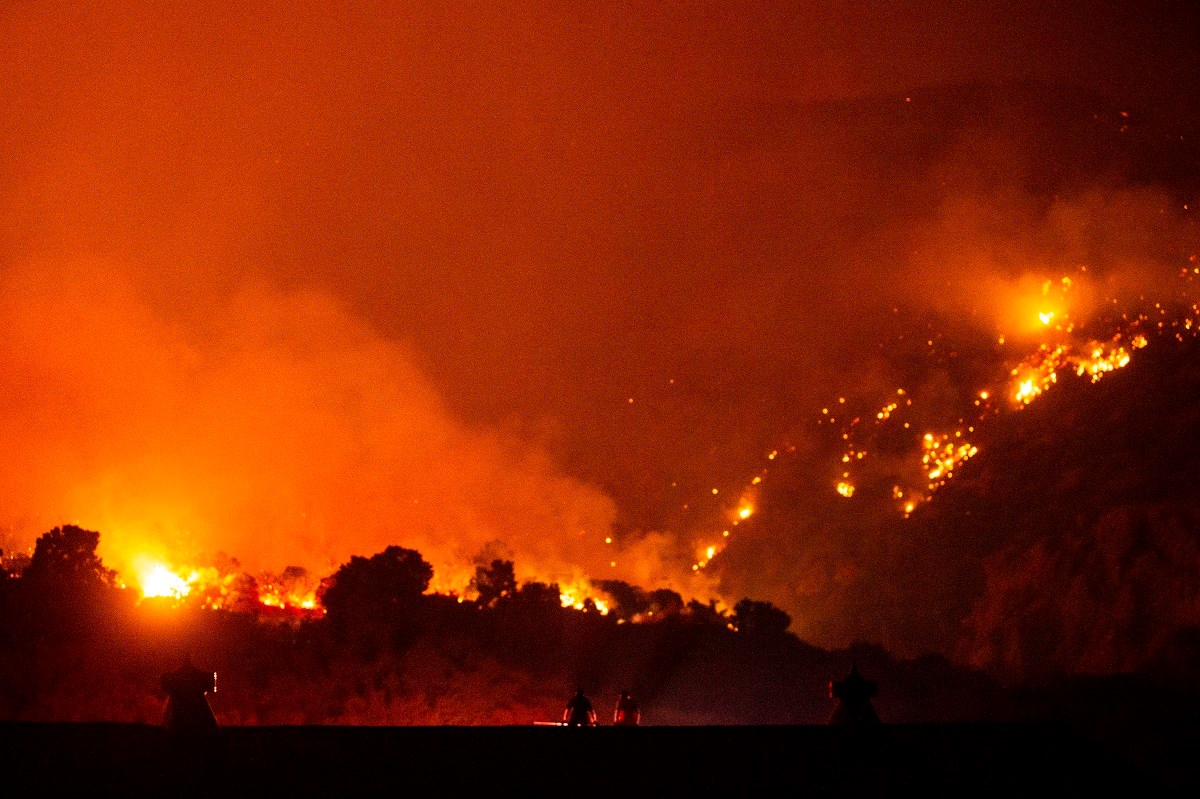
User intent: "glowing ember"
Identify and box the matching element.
[1010,344,1066,405]
[119,553,327,617]
[921,433,978,488]
[258,584,321,612]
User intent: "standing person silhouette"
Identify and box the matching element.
[613,691,640,726]
[160,654,223,793]
[161,655,220,739]
[829,662,880,727]
[563,688,597,726]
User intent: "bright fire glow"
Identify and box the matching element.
[136,559,191,599]
[121,550,617,620]
[122,553,324,615]
[921,433,978,488]
[559,580,610,614]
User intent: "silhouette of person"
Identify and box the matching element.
[161,656,220,739]
[563,688,597,726]
[829,662,880,727]
[613,691,640,726]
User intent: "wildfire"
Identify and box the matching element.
[1009,335,1147,406]
[778,268,1192,522]
[257,580,321,612]
[558,579,610,614]
[921,433,978,488]
[135,558,191,599]
[1010,344,1066,405]
[119,549,625,621]
[757,268,1169,529]
[123,554,323,615]
[70,260,1200,630]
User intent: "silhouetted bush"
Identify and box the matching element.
[733,599,792,637]
[319,546,433,626]
[24,525,115,588]
[469,559,516,607]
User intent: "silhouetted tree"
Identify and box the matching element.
[733,598,792,637]
[319,546,433,624]
[23,525,115,587]
[514,580,561,607]
[595,579,650,619]
[225,572,263,614]
[470,559,516,607]
[686,598,727,627]
[280,565,310,589]
[648,588,684,617]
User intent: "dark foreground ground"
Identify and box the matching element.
[0,721,1193,797]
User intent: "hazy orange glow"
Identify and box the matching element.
[134,558,191,600]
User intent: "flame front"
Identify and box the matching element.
[123,554,323,616]
[135,559,191,599]
[691,266,1200,545]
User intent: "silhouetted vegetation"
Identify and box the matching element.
[0,524,1196,731]
[469,559,516,607]
[733,599,792,637]
[319,546,432,623]
[23,525,115,589]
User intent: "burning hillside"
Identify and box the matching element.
[709,292,1200,671]
[2,0,1200,689]
[2,81,1200,672]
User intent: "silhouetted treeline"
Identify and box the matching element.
[1,525,1197,729]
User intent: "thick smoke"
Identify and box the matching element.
[0,264,627,589]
